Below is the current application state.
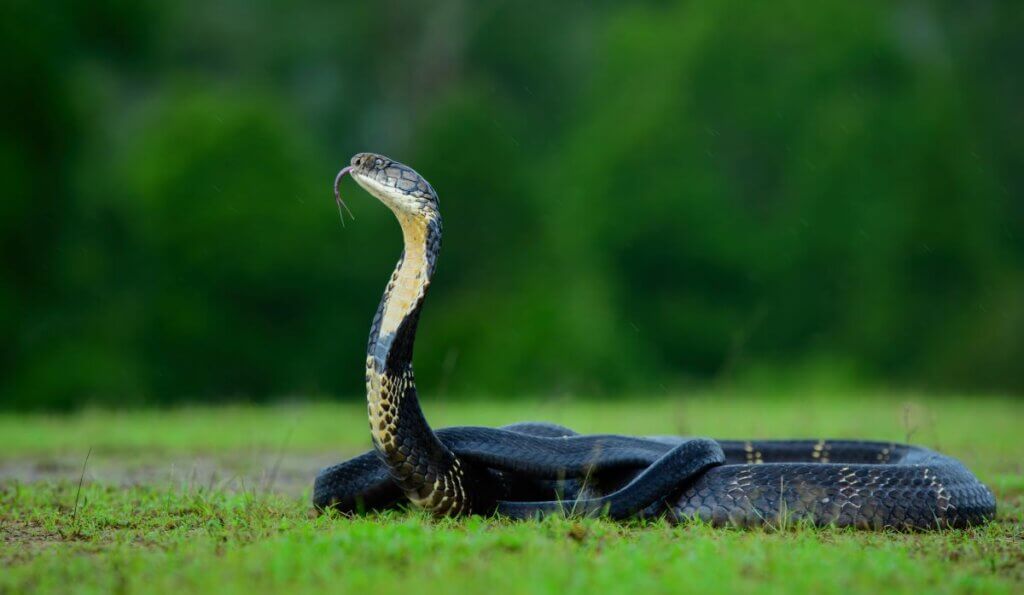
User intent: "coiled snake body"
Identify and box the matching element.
[315,153,995,529]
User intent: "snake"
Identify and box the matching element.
[314,152,996,529]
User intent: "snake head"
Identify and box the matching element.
[339,153,440,217]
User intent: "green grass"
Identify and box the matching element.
[2,392,1022,594]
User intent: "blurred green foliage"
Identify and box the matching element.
[2,0,1022,408]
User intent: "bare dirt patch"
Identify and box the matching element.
[0,451,355,499]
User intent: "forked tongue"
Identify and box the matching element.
[333,166,356,226]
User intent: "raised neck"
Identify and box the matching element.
[363,209,470,513]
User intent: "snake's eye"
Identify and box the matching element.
[374,158,384,168]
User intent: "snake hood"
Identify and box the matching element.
[337,152,439,217]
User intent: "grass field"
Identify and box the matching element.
[1,392,1022,594]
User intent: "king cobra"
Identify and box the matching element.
[314,152,995,529]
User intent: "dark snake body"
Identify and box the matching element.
[316,153,995,530]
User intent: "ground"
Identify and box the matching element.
[1,392,1022,594]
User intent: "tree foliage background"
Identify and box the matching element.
[3,0,1022,409]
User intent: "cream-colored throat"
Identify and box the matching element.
[376,214,432,349]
